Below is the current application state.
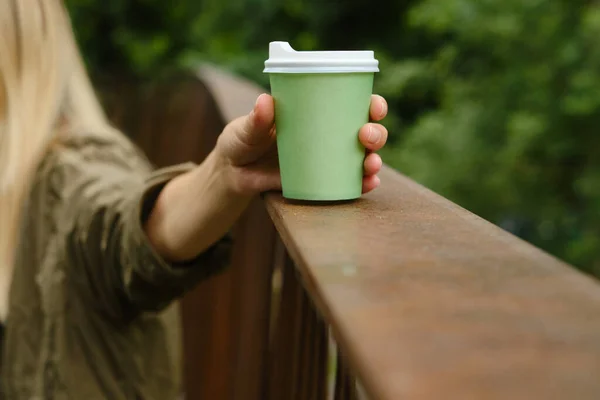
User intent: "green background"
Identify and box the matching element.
[66,0,600,276]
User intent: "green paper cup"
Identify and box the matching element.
[264,42,379,201]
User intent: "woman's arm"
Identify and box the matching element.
[60,94,387,321]
[58,139,232,321]
[144,94,389,263]
[143,151,250,263]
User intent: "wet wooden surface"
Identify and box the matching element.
[265,166,600,400]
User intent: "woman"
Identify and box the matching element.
[0,1,389,399]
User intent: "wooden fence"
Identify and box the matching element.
[101,65,600,400]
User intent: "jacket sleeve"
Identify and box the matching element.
[54,136,232,321]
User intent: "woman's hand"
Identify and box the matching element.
[215,93,389,195]
[146,93,389,262]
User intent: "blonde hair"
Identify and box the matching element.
[0,0,114,319]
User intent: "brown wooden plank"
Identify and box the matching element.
[309,310,328,400]
[296,290,314,400]
[334,352,357,400]
[298,289,328,400]
[333,355,345,400]
[266,251,329,400]
[229,199,277,400]
[266,253,306,400]
[269,237,286,339]
[180,267,237,399]
[264,166,600,400]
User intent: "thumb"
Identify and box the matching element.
[238,93,275,146]
[222,94,276,165]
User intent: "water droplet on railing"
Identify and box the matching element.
[342,265,357,277]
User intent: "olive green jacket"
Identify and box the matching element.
[3,132,231,399]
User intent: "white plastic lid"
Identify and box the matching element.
[264,41,379,74]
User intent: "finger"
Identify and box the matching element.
[236,165,282,194]
[362,174,381,194]
[358,123,388,152]
[254,167,282,193]
[369,95,388,121]
[363,152,382,177]
[264,169,282,192]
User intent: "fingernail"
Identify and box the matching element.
[254,93,265,112]
[367,125,381,144]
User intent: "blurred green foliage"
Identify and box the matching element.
[66,0,600,275]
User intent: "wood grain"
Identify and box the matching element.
[265,166,600,400]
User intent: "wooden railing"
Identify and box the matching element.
[264,167,600,399]
[103,66,600,399]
